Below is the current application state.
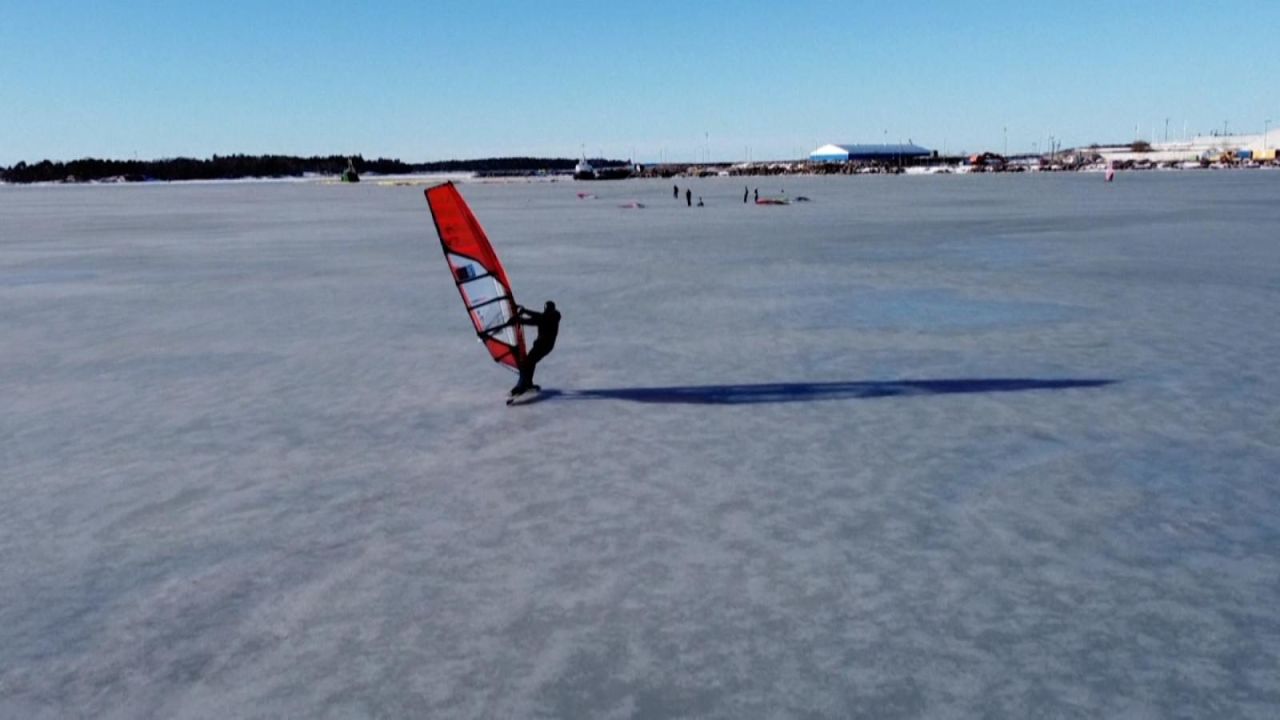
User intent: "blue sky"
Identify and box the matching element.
[1,0,1276,164]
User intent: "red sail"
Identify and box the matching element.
[425,182,525,372]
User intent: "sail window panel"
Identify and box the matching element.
[459,275,505,309]
[487,322,518,347]
[447,253,488,282]
[473,299,515,335]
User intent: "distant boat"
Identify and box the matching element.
[573,158,595,180]
[574,157,632,180]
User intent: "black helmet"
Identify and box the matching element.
[545,301,556,311]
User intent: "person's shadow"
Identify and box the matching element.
[532,378,1114,405]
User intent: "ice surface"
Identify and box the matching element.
[2,174,1279,718]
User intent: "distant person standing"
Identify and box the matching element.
[686,188,692,207]
[673,184,679,199]
[753,188,758,202]
[743,186,748,203]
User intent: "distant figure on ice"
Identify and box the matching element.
[673,184,679,199]
[341,157,360,183]
[743,186,749,203]
[510,301,561,396]
[697,196,704,207]
[686,188,692,207]
[753,188,758,202]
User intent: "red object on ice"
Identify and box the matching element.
[425,182,526,373]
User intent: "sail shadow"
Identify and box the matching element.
[543,378,1114,405]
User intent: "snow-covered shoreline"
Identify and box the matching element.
[5,163,1277,190]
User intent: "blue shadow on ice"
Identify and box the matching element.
[544,378,1114,405]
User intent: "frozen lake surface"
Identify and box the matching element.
[2,173,1279,718]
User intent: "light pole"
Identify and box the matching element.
[1003,126,1008,156]
[1164,118,1169,143]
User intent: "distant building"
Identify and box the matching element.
[1090,129,1279,164]
[809,143,933,163]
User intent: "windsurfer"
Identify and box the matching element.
[511,301,561,395]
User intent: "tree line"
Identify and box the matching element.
[0,154,626,183]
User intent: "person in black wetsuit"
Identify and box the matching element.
[511,301,560,395]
